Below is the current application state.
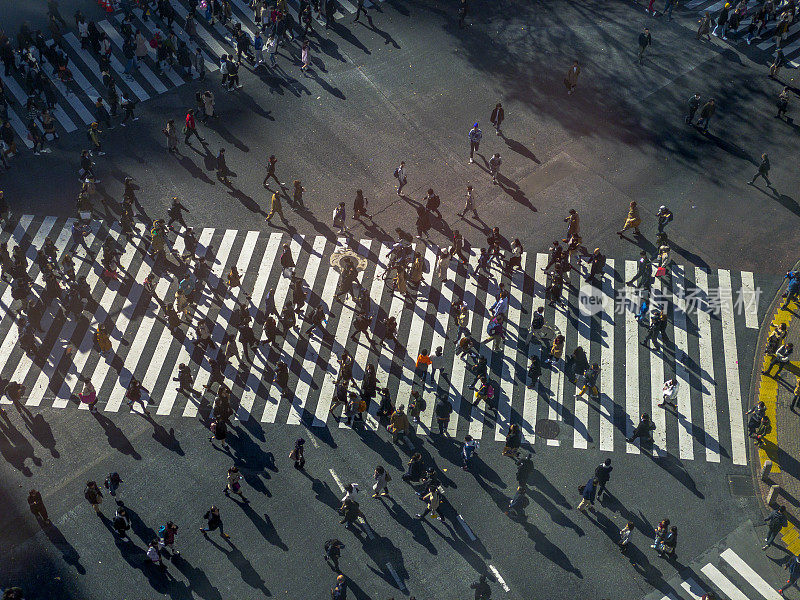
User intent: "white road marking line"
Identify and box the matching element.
[418,248,455,434]
[468,264,495,441]
[547,277,568,447]
[386,563,406,592]
[259,236,304,423]
[39,57,96,125]
[338,240,378,430]
[700,563,749,600]
[573,275,592,449]
[0,71,77,133]
[234,232,284,420]
[62,33,115,109]
[598,260,615,452]
[168,0,230,58]
[649,277,667,458]
[3,105,34,148]
[721,548,783,600]
[393,246,436,430]
[717,269,747,466]
[358,244,391,431]
[184,229,240,416]
[496,255,525,441]
[521,252,549,443]
[740,270,759,328]
[359,518,376,540]
[488,564,510,592]
[153,228,215,415]
[456,514,477,541]
[624,260,640,454]
[120,13,185,87]
[672,265,694,461]
[448,252,478,437]
[695,268,720,463]
[286,235,328,425]
[95,20,152,101]
[329,468,345,492]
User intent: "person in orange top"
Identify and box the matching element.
[416,348,432,383]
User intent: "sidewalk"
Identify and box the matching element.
[752,267,800,554]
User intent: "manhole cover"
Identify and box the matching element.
[535,419,560,440]
[728,474,755,497]
[330,249,367,273]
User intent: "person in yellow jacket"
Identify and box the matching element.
[388,404,410,443]
[95,323,112,354]
[544,334,564,366]
[227,265,241,290]
[266,192,286,224]
[617,201,642,237]
[88,122,104,155]
[409,252,424,286]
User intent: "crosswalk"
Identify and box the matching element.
[646,546,783,600]
[0,215,760,464]
[682,0,800,67]
[1,0,387,150]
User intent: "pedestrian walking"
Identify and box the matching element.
[764,505,788,550]
[777,87,790,120]
[84,480,103,514]
[113,505,131,539]
[468,122,482,163]
[595,458,613,499]
[158,522,180,556]
[656,205,673,233]
[748,153,772,187]
[216,148,230,183]
[333,202,348,235]
[301,38,310,71]
[417,484,442,520]
[263,155,284,189]
[104,472,123,502]
[162,118,178,153]
[200,505,230,539]
[490,102,504,135]
[471,575,492,600]
[658,377,679,409]
[183,109,204,145]
[209,416,229,449]
[764,343,793,376]
[290,437,306,469]
[331,574,347,600]
[712,3,730,38]
[627,413,656,444]
[27,489,50,525]
[372,465,391,498]
[619,521,634,552]
[462,434,479,471]
[577,476,597,512]
[223,466,248,502]
[791,377,800,411]
[353,189,370,220]
[324,539,344,573]
[686,93,702,125]
[394,161,407,195]
[617,201,642,237]
[459,184,478,218]
[696,98,715,134]
[779,554,800,595]
[564,60,580,95]
[489,152,502,184]
[388,404,410,443]
[637,27,651,64]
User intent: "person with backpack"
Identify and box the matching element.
[158,522,179,556]
[324,539,344,573]
[577,476,597,512]
[200,505,230,539]
[112,505,131,539]
[84,481,103,514]
[506,484,529,519]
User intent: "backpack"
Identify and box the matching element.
[393,167,400,178]
[158,524,167,539]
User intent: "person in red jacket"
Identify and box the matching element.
[184,109,204,145]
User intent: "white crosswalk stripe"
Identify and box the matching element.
[683,0,800,66]
[0,217,760,464]
[649,547,782,600]
[3,0,392,152]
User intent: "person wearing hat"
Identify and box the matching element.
[656,205,673,233]
[468,122,482,163]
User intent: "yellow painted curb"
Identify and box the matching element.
[757,307,794,473]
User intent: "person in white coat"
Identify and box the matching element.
[658,378,679,409]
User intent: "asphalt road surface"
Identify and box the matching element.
[1,0,798,598]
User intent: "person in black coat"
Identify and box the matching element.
[490,102,504,135]
[594,458,613,500]
[515,453,534,486]
[401,452,425,482]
